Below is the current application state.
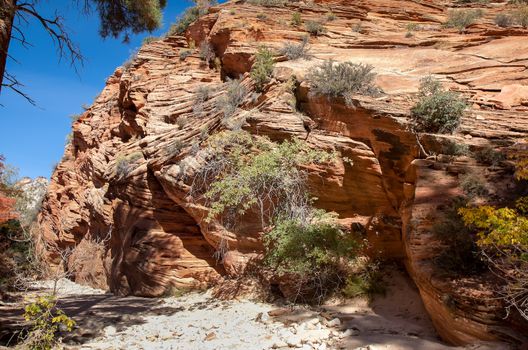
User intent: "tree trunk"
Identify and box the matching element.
[0,0,16,94]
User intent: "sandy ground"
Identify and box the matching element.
[0,268,511,350]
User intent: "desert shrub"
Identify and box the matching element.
[305,20,326,36]
[410,76,467,134]
[250,46,275,92]
[142,36,158,45]
[442,140,470,156]
[326,11,337,21]
[193,85,213,115]
[460,172,488,198]
[513,6,528,27]
[444,9,484,32]
[475,146,505,166]
[342,261,385,299]
[115,152,142,179]
[247,0,286,6]
[201,131,334,224]
[405,22,419,37]
[199,41,215,63]
[307,60,381,105]
[279,36,310,60]
[22,295,75,350]
[291,12,302,26]
[433,197,483,274]
[176,116,188,128]
[168,1,215,36]
[179,49,192,61]
[257,13,267,20]
[216,78,247,118]
[495,13,514,27]
[264,210,360,303]
[352,22,363,33]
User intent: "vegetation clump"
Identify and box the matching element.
[247,0,286,6]
[216,78,247,118]
[168,1,214,35]
[410,76,467,134]
[115,152,142,179]
[199,41,216,63]
[22,295,75,350]
[250,46,275,92]
[264,210,360,302]
[291,12,302,26]
[307,60,381,105]
[196,130,369,302]
[475,146,505,166]
[495,13,514,27]
[279,37,310,60]
[432,197,483,274]
[444,9,484,32]
[305,20,326,36]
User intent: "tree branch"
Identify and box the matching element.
[15,2,83,69]
[1,71,36,106]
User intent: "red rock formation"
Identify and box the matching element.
[37,0,528,345]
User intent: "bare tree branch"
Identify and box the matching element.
[1,71,36,105]
[15,2,83,70]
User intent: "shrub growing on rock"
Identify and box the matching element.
[264,210,360,303]
[279,36,310,60]
[475,146,505,166]
[247,0,286,7]
[250,46,275,92]
[291,12,302,26]
[495,13,514,27]
[307,60,381,105]
[22,295,75,350]
[305,20,326,36]
[216,78,247,118]
[432,197,483,274]
[410,76,467,134]
[513,6,528,27]
[199,41,216,63]
[459,172,488,198]
[115,152,142,179]
[444,9,484,32]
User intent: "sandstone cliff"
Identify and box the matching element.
[37,0,528,346]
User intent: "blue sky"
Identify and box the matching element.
[0,1,198,179]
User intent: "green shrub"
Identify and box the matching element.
[513,6,528,27]
[279,36,310,60]
[326,11,337,21]
[305,20,326,36]
[291,12,302,26]
[202,131,334,223]
[199,41,215,63]
[264,210,360,302]
[307,60,381,105]
[250,46,275,92]
[168,2,213,35]
[216,78,247,118]
[342,262,386,299]
[115,152,142,179]
[247,0,286,6]
[410,76,467,134]
[142,36,158,45]
[432,197,483,274]
[257,13,267,20]
[179,49,192,61]
[460,172,488,198]
[474,146,505,166]
[444,9,484,32]
[495,13,514,27]
[442,140,470,156]
[22,295,75,350]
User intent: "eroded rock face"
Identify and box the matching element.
[37,0,528,345]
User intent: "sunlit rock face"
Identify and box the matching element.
[37,0,528,345]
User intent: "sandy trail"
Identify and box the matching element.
[1,267,508,349]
